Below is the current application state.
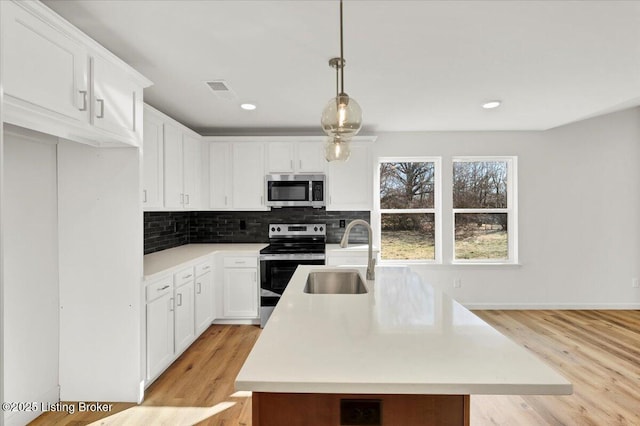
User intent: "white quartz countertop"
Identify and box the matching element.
[144,243,266,279]
[236,265,572,395]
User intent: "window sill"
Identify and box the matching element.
[379,260,522,268]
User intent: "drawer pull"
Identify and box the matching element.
[197,282,202,294]
[96,98,105,118]
[177,293,183,307]
[157,285,170,291]
[235,261,245,264]
[183,274,193,279]
[202,266,210,270]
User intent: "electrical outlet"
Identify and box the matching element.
[632,278,639,288]
[453,278,462,288]
[339,219,346,228]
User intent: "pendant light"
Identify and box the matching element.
[321,0,362,162]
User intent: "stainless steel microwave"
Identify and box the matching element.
[265,174,325,208]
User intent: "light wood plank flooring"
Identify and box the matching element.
[30,310,640,425]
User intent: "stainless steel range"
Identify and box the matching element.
[259,223,326,327]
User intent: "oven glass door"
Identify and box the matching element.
[267,180,309,202]
[260,258,324,307]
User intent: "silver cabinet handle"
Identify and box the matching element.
[197,282,202,294]
[180,193,185,204]
[157,285,170,291]
[260,195,264,205]
[79,90,88,111]
[177,293,183,307]
[224,195,228,206]
[290,160,293,169]
[185,194,190,205]
[96,98,104,118]
[299,159,302,170]
[254,271,257,282]
[143,189,147,203]
[183,274,193,279]
[169,298,174,312]
[202,265,210,271]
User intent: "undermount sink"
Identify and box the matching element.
[304,269,368,294]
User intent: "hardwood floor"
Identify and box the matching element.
[472,310,640,426]
[30,310,640,425]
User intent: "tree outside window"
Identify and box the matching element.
[453,158,516,262]
[379,159,439,261]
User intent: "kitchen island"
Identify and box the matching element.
[236,265,571,425]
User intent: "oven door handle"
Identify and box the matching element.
[259,253,326,261]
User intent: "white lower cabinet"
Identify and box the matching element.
[145,276,174,382]
[195,260,215,335]
[174,280,195,354]
[220,256,259,319]
[145,258,214,385]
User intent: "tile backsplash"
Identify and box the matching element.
[144,209,370,255]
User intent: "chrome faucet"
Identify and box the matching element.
[340,219,376,280]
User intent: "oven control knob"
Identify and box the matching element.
[271,227,275,232]
[277,227,281,232]
[314,226,318,232]
[319,226,324,231]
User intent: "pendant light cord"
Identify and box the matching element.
[340,0,344,95]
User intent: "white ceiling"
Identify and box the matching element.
[43,0,640,134]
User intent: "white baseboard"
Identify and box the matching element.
[463,302,640,310]
[4,385,59,426]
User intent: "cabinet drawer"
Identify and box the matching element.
[223,256,256,268]
[195,260,213,277]
[174,266,195,286]
[146,277,173,303]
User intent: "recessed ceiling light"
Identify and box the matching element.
[482,100,501,109]
[241,103,256,111]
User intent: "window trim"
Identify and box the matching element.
[376,157,442,264]
[451,156,518,264]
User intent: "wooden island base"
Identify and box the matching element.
[252,392,470,426]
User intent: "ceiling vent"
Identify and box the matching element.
[205,80,237,101]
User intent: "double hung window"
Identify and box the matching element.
[378,158,440,261]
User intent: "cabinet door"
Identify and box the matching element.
[327,142,373,210]
[2,1,88,122]
[266,142,295,173]
[209,143,232,209]
[174,281,195,354]
[232,143,266,210]
[163,123,184,209]
[297,141,326,173]
[91,53,139,142]
[146,291,174,381]
[195,271,214,335]
[182,135,202,209]
[223,268,258,318]
[143,114,164,209]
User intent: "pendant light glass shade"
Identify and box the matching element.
[321,93,362,140]
[324,136,351,162]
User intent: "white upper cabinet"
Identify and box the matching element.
[182,134,202,209]
[209,143,233,209]
[296,141,327,173]
[142,113,164,209]
[2,0,88,123]
[144,104,202,211]
[1,1,151,147]
[326,141,374,211]
[232,143,267,210]
[266,141,326,174]
[207,140,267,211]
[163,123,185,209]
[91,53,141,141]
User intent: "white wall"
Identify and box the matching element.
[372,108,640,308]
[57,140,143,401]
[3,127,59,425]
